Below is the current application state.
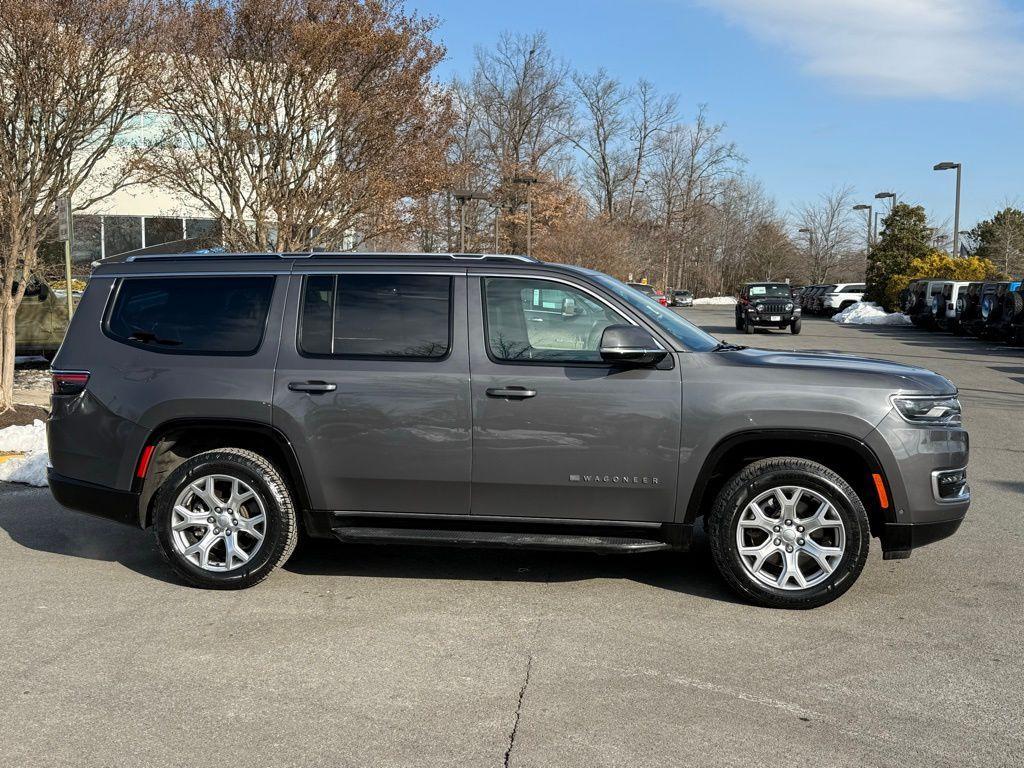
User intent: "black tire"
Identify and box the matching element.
[706,457,870,609]
[743,318,754,334]
[790,318,802,335]
[153,448,299,589]
[735,315,744,331]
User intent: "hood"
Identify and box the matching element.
[719,347,957,395]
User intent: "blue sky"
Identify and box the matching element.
[415,0,1024,231]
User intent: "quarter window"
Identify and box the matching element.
[299,274,451,359]
[106,276,275,354]
[483,277,629,363]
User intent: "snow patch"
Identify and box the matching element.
[692,296,737,305]
[0,419,49,487]
[832,302,912,326]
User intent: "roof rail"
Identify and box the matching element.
[122,251,541,264]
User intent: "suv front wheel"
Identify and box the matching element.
[152,448,298,589]
[707,457,869,608]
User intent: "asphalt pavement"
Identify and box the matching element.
[1,307,1021,767]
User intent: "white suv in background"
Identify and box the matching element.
[822,283,866,315]
[931,281,973,332]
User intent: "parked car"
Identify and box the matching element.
[809,285,835,315]
[734,282,801,334]
[14,275,73,360]
[821,283,866,316]
[903,279,944,328]
[800,285,821,313]
[964,282,998,336]
[954,282,983,336]
[1007,283,1024,346]
[930,281,973,333]
[627,281,668,306]
[48,251,969,608]
[667,289,693,307]
[980,280,1023,339]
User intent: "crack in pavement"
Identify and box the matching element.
[503,655,533,768]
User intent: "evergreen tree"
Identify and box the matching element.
[864,203,932,308]
[970,207,1024,275]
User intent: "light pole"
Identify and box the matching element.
[510,175,540,257]
[452,189,489,252]
[875,191,896,211]
[934,162,962,258]
[853,204,873,259]
[798,227,815,272]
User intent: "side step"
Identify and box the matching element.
[331,526,671,553]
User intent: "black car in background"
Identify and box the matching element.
[735,282,801,334]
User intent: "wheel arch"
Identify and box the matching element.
[135,418,318,535]
[684,429,891,534]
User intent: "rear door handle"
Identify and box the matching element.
[486,386,537,399]
[288,380,337,393]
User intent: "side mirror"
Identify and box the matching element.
[599,325,667,366]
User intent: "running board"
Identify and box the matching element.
[331,525,671,553]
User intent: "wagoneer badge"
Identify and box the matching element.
[570,474,660,485]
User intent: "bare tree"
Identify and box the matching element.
[569,69,631,218]
[795,186,860,283]
[0,0,162,411]
[624,80,677,222]
[145,0,451,252]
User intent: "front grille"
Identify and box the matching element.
[755,301,790,313]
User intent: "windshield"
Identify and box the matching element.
[586,271,719,352]
[747,284,791,298]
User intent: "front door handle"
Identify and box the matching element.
[288,380,337,393]
[486,386,537,399]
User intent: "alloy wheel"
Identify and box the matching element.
[735,485,846,590]
[170,474,267,572]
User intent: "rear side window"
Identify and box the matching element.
[299,274,451,359]
[106,276,275,354]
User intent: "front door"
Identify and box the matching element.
[468,273,682,522]
[273,266,471,515]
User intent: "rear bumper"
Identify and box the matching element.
[879,517,964,559]
[48,468,140,527]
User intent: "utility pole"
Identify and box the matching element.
[55,196,74,321]
[853,204,873,261]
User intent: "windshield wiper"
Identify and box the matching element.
[713,341,746,351]
[128,329,182,346]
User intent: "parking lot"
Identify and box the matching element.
[1,306,1021,768]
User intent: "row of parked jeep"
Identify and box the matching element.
[796,283,866,316]
[901,278,1024,344]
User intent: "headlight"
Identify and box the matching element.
[785,303,793,311]
[891,394,962,425]
[755,303,764,312]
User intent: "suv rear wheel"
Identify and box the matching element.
[707,457,869,608]
[152,448,298,589]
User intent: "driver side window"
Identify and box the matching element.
[483,277,628,363]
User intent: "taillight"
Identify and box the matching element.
[52,371,90,396]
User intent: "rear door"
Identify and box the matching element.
[467,271,682,522]
[273,263,471,515]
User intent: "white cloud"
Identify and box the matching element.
[698,0,1024,98]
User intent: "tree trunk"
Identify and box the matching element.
[0,301,17,412]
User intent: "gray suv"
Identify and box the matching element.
[47,252,970,608]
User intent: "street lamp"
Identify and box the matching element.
[452,189,489,252]
[509,174,541,257]
[853,204,873,255]
[934,162,962,258]
[874,191,896,210]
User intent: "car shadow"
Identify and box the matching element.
[2,489,743,604]
[0,489,181,585]
[284,524,744,604]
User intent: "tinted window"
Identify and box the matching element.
[484,277,631,363]
[300,274,451,359]
[107,276,274,354]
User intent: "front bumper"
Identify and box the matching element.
[744,307,797,326]
[48,468,141,527]
[865,409,970,557]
